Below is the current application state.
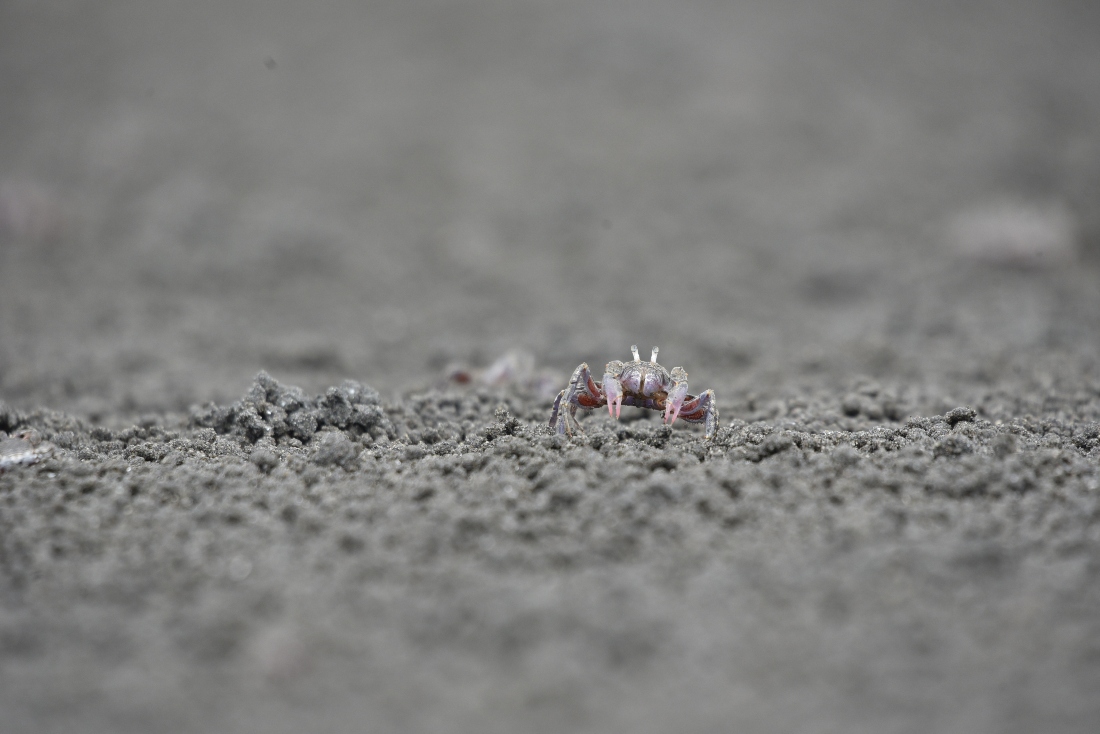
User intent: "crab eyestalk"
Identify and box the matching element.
[664,367,689,425]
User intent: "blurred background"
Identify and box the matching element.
[1,0,1098,418]
[3,4,1100,733]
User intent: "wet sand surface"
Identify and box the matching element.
[2,1,1100,731]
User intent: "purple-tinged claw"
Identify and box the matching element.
[664,381,689,425]
[603,374,623,419]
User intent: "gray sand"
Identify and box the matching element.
[2,1,1100,732]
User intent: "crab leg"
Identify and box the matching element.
[673,389,719,440]
[549,389,571,430]
[549,363,605,436]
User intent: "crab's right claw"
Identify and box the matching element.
[603,373,623,419]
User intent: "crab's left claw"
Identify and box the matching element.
[664,367,689,425]
[664,383,688,425]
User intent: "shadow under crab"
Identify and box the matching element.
[549,345,719,441]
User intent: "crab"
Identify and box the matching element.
[549,345,718,440]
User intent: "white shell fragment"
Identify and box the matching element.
[0,431,52,471]
[947,199,1078,266]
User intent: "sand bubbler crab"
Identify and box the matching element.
[549,346,718,440]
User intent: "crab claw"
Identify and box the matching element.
[664,375,689,426]
[603,373,624,419]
